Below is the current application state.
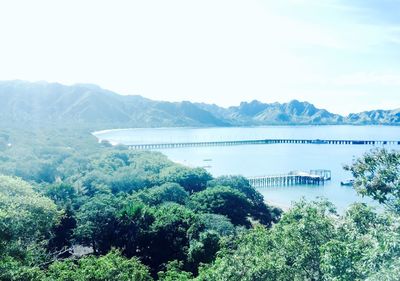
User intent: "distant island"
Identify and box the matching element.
[1,80,399,128]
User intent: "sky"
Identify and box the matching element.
[0,0,399,114]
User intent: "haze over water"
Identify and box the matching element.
[95,125,400,212]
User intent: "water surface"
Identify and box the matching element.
[95,126,400,212]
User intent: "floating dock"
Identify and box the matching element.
[127,138,400,150]
[247,170,331,188]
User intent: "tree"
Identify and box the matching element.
[366,258,400,281]
[158,261,193,281]
[196,227,280,281]
[208,175,282,226]
[197,200,337,281]
[78,170,111,196]
[0,257,44,281]
[190,186,253,227]
[132,182,189,206]
[48,207,77,253]
[0,175,60,279]
[114,200,154,258]
[45,250,153,281]
[345,148,400,213]
[109,166,152,194]
[43,183,81,254]
[187,231,220,273]
[207,175,263,205]
[199,213,235,237]
[144,203,203,273]
[321,203,400,281]
[74,194,122,254]
[0,175,59,254]
[159,166,212,194]
[44,183,81,210]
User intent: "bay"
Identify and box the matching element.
[94,126,400,212]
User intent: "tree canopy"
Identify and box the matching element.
[1,127,399,280]
[345,148,400,213]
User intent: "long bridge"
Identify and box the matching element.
[247,170,332,188]
[127,138,400,150]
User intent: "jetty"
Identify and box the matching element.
[127,138,400,150]
[247,170,331,188]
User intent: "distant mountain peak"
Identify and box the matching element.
[72,83,104,90]
[0,80,398,127]
[237,100,270,116]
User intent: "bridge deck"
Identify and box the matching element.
[127,138,400,150]
[247,170,331,188]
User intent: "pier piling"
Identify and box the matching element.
[247,170,331,188]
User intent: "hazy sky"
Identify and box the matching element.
[1,0,399,114]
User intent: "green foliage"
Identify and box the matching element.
[114,200,154,258]
[366,258,400,281]
[74,194,123,254]
[44,183,81,210]
[146,203,203,272]
[108,166,152,194]
[132,183,189,206]
[158,261,193,281]
[1,128,399,281]
[48,207,77,252]
[159,166,212,194]
[43,184,79,252]
[345,148,400,213]
[45,250,152,281]
[198,213,235,236]
[0,176,60,280]
[207,175,263,205]
[270,200,337,280]
[64,150,174,196]
[208,175,282,226]
[187,231,220,273]
[190,186,253,227]
[0,257,44,281]
[196,200,337,281]
[0,175,59,255]
[321,203,400,281]
[196,226,280,281]
[196,200,400,281]
[0,127,99,183]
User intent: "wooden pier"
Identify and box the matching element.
[127,138,400,150]
[247,170,331,188]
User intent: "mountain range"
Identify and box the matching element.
[0,80,399,128]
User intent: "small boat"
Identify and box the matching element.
[203,158,212,162]
[340,180,354,186]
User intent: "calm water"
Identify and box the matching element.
[94,126,400,212]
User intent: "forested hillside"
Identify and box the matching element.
[0,81,228,128]
[1,80,399,128]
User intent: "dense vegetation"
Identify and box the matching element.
[1,126,399,280]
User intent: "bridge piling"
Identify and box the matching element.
[126,138,399,150]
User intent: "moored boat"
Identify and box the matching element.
[340,180,354,186]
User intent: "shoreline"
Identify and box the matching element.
[265,200,290,212]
